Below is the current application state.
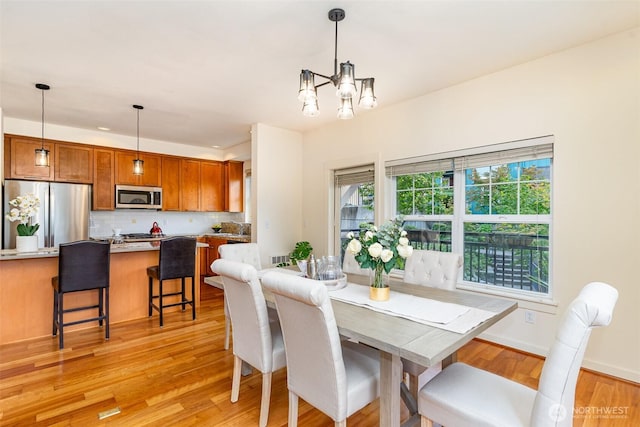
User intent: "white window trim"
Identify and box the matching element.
[385,135,554,301]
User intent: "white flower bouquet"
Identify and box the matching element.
[344,217,413,288]
[5,193,41,236]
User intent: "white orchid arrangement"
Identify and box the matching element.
[345,217,413,287]
[5,193,40,236]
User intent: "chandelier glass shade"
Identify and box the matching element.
[34,83,50,167]
[298,8,377,119]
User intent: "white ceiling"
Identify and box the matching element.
[1,1,638,149]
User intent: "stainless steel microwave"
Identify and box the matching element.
[115,185,162,209]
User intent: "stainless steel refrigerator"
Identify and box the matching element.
[3,180,91,249]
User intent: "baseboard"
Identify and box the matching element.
[479,332,640,384]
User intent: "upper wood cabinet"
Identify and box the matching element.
[201,161,224,212]
[4,135,55,181]
[115,151,161,187]
[55,143,93,183]
[225,161,244,212]
[93,148,115,210]
[161,156,181,211]
[180,159,201,211]
[5,133,243,213]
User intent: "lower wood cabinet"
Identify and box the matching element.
[199,237,228,276]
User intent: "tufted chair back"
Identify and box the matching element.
[211,258,286,427]
[342,251,369,276]
[403,250,462,289]
[218,243,262,270]
[262,271,380,426]
[530,282,618,426]
[418,281,618,427]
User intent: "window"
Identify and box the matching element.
[386,137,552,297]
[334,165,375,261]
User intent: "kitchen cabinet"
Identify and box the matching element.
[5,133,243,213]
[4,135,55,181]
[93,148,115,210]
[201,161,224,212]
[224,161,244,212]
[205,237,227,276]
[180,159,201,211]
[55,143,93,183]
[115,150,161,187]
[161,156,181,211]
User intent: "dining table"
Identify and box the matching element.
[259,269,518,427]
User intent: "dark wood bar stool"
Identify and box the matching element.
[146,237,197,327]
[52,240,111,349]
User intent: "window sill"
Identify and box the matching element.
[456,282,558,314]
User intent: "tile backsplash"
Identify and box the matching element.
[90,210,245,238]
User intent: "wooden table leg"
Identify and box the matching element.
[379,351,402,427]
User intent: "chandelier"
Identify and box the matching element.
[297,8,377,119]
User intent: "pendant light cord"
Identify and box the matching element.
[136,108,140,156]
[40,89,45,149]
[333,18,339,78]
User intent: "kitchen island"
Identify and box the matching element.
[0,241,206,345]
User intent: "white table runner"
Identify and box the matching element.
[258,267,304,279]
[329,284,496,334]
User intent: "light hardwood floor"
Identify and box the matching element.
[0,284,637,426]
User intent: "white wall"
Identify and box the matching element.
[293,28,640,381]
[252,123,303,267]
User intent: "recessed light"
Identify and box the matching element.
[212,145,221,149]
[97,126,111,131]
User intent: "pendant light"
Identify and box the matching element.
[34,83,50,167]
[297,8,377,119]
[132,105,144,175]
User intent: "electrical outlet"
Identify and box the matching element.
[524,310,536,324]
[131,219,137,224]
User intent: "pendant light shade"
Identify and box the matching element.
[297,8,377,119]
[336,62,357,99]
[302,97,320,117]
[358,78,378,109]
[337,97,354,120]
[34,83,50,167]
[132,105,144,175]
[298,70,317,102]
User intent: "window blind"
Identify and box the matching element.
[385,136,553,176]
[334,165,375,186]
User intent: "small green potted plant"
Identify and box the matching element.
[290,241,313,265]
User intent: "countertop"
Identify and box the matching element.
[201,233,250,242]
[0,240,208,260]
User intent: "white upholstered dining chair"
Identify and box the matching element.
[217,243,263,350]
[210,259,286,427]
[261,271,380,427]
[342,251,369,276]
[418,281,618,427]
[401,250,463,400]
